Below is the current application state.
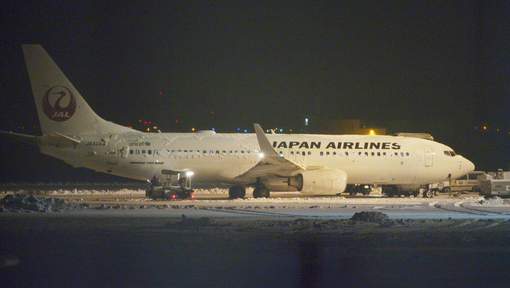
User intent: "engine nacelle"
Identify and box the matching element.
[261,177,297,192]
[294,169,348,195]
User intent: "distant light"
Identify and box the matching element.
[185,171,194,177]
[289,129,293,132]
[153,126,158,130]
[368,129,376,136]
[191,127,196,132]
[279,128,283,133]
[304,117,309,126]
[211,128,216,131]
[482,125,488,131]
[244,129,248,133]
[236,128,241,132]
[145,128,150,132]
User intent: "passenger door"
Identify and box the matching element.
[424,148,434,167]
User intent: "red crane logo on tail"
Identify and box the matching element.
[42,86,76,121]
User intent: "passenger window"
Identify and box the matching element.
[320,151,324,156]
[142,150,146,154]
[345,152,349,156]
[129,150,133,155]
[308,151,311,155]
[326,151,330,155]
[302,151,305,156]
[377,152,381,156]
[148,150,152,155]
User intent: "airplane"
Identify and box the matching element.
[0,45,475,199]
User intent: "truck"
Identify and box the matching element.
[479,170,510,198]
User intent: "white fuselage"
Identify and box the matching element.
[40,131,474,187]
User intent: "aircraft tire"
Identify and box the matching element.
[423,190,434,198]
[253,187,270,198]
[228,186,246,199]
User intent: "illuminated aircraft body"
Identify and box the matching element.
[0,45,475,198]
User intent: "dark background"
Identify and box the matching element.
[0,0,509,182]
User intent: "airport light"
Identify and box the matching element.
[304,117,309,126]
[368,129,376,136]
[191,127,196,132]
[185,171,194,177]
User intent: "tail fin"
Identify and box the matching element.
[22,44,131,136]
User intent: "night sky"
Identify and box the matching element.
[1,1,509,181]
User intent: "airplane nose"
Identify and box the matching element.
[464,158,475,173]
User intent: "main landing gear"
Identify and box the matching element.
[253,186,270,198]
[228,186,246,199]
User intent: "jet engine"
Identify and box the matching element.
[292,169,348,195]
[262,169,348,195]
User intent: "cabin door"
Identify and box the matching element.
[424,149,434,167]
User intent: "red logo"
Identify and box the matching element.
[42,86,76,121]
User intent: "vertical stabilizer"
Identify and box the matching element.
[22,44,131,136]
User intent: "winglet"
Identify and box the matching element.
[253,123,279,157]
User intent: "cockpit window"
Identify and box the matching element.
[443,151,456,157]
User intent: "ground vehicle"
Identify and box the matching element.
[383,185,420,197]
[440,171,486,192]
[480,170,510,198]
[145,170,194,200]
[347,184,373,196]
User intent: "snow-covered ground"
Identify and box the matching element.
[1,188,510,219]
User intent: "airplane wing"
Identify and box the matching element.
[234,124,304,182]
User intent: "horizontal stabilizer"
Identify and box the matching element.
[0,130,38,145]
